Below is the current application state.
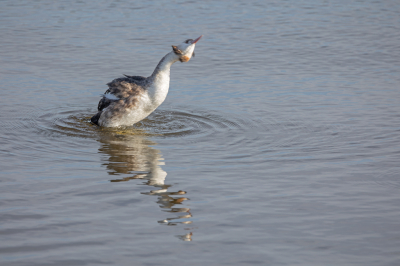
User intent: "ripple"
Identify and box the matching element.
[135,109,247,141]
[375,169,400,190]
[1,104,355,159]
[2,105,253,141]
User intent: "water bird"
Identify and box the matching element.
[91,35,203,127]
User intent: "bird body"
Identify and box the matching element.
[91,36,202,127]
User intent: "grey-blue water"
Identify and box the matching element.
[1,0,400,265]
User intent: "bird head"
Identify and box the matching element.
[171,35,202,62]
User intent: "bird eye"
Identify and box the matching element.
[185,39,194,44]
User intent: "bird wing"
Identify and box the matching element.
[97,96,117,112]
[123,74,147,81]
[97,76,147,111]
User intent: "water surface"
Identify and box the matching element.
[1,0,400,265]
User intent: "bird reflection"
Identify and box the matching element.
[97,131,193,241]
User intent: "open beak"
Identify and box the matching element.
[192,35,203,44]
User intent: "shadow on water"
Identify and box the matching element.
[96,129,194,241]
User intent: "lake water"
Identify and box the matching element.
[1,0,400,265]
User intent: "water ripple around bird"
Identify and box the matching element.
[1,104,366,167]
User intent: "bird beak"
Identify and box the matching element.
[192,35,203,44]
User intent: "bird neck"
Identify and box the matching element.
[150,51,179,82]
[146,51,179,106]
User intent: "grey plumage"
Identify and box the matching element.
[90,35,202,127]
[92,54,174,125]
[91,75,149,126]
[123,74,147,80]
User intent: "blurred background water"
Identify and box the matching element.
[1,0,400,265]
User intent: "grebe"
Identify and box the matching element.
[91,35,203,127]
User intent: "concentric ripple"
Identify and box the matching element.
[135,109,249,141]
[28,106,253,142]
[1,104,357,161]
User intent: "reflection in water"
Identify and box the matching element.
[97,131,193,241]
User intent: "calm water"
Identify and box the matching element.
[1,0,400,265]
